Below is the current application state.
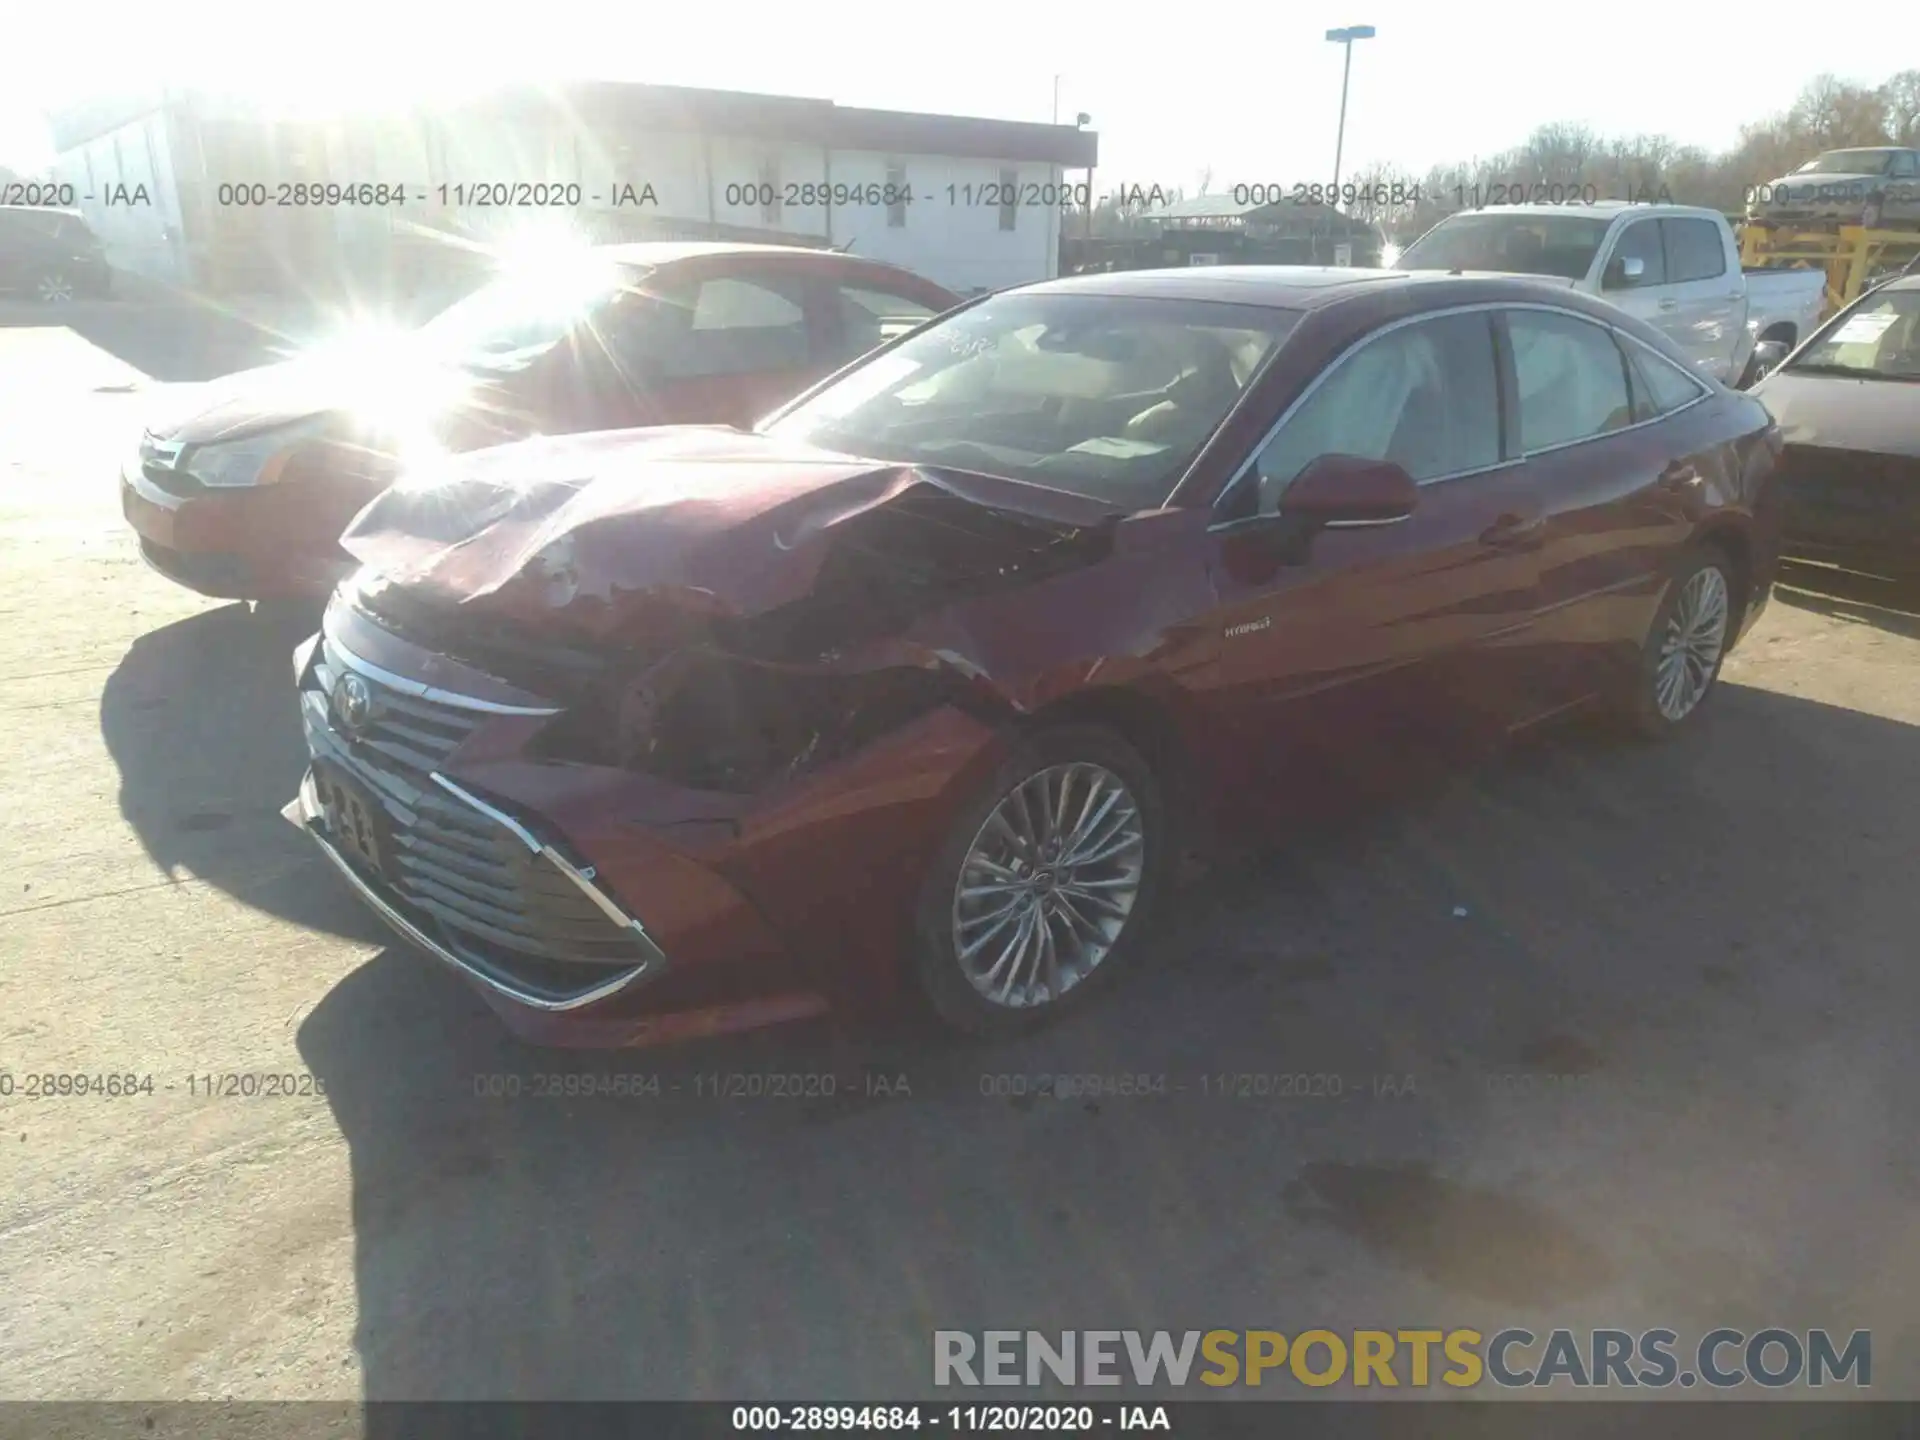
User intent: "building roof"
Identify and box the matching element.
[48,82,1099,168]
[1137,195,1259,222]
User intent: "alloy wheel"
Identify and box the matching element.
[1653,565,1730,723]
[35,271,76,303]
[950,761,1146,1009]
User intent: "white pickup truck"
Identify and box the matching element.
[1393,202,1827,387]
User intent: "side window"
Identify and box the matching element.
[1610,219,1666,286]
[831,284,940,364]
[1662,218,1726,283]
[1621,336,1708,421]
[1509,309,1633,451]
[651,275,810,379]
[1890,152,1919,179]
[1251,311,1500,510]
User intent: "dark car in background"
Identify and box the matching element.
[121,242,958,602]
[1747,147,1920,230]
[0,206,112,302]
[1751,274,1920,575]
[284,267,1783,1048]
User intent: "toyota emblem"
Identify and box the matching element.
[335,672,375,735]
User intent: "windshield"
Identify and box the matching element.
[1394,213,1611,281]
[415,261,636,368]
[1795,150,1896,176]
[1788,290,1920,380]
[762,293,1298,510]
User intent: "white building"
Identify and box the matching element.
[46,84,1100,299]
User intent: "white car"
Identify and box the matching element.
[1395,202,1827,387]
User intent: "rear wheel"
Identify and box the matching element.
[911,724,1169,1038]
[1618,547,1736,739]
[33,269,76,303]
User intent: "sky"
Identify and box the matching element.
[5,0,1918,189]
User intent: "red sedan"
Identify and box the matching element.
[122,242,958,602]
[286,268,1784,1045]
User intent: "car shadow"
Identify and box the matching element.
[99,599,384,941]
[1775,558,1920,641]
[294,679,1920,1402]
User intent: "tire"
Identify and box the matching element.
[1617,546,1738,740]
[33,269,76,304]
[1862,200,1883,229]
[910,724,1171,1038]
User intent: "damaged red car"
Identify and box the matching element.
[286,268,1783,1045]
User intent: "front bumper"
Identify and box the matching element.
[286,593,994,1045]
[120,453,358,602]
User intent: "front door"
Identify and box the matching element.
[1598,216,1691,360]
[1204,307,1545,811]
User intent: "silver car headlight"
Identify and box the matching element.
[182,415,334,489]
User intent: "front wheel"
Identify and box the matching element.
[1862,199,1884,229]
[1618,548,1736,740]
[911,725,1170,1038]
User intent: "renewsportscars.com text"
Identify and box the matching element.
[933,1328,1870,1389]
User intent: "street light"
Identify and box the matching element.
[1324,24,1376,202]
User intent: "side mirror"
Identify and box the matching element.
[1603,255,1646,290]
[1277,454,1419,527]
[1745,339,1790,386]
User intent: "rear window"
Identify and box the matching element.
[1395,213,1611,282]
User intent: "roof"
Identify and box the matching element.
[594,241,838,265]
[1449,201,1721,220]
[1023,265,1417,308]
[1019,264,1618,312]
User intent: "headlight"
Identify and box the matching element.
[182,416,333,489]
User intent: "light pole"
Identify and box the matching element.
[1324,25,1375,200]
[1052,74,1062,125]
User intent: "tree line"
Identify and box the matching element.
[1077,69,1920,243]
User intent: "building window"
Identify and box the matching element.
[887,161,907,228]
[999,167,1017,231]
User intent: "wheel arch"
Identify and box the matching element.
[1019,684,1199,852]
[1692,522,1754,630]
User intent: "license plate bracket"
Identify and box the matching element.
[313,762,393,880]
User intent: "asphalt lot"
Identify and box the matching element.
[5,300,1920,1404]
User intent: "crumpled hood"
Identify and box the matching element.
[340,426,1123,643]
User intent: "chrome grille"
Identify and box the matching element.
[302,638,653,974]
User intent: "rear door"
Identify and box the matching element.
[1500,305,1707,708]
[1659,216,1746,384]
[1205,306,1546,796]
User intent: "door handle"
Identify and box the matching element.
[1480,512,1544,550]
